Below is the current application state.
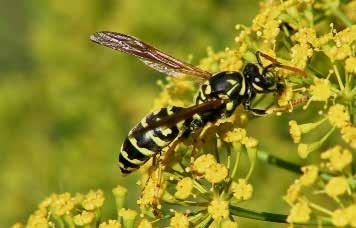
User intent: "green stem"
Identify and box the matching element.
[332,8,353,28]
[229,205,333,226]
[257,150,302,174]
[231,144,242,178]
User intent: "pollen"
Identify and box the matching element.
[341,125,356,149]
[175,177,193,199]
[27,214,48,228]
[332,209,349,227]
[170,212,189,228]
[321,146,352,171]
[325,176,349,197]
[137,219,152,228]
[208,199,229,220]
[287,200,311,223]
[73,211,95,226]
[231,179,253,200]
[290,43,313,69]
[309,78,332,102]
[284,181,302,205]
[82,190,105,210]
[289,120,302,143]
[278,85,293,107]
[297,143,310,159]
[99,220,122,228]
[205,162,228,184]
[223,128,247,143]
[50,192,74,216]
[299,165,318,186]
[292,27,318,46]
[242,136,259,148]
[191,154,216,174]
[345,57,356,73]
[327,104,350,128]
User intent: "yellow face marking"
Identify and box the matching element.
[128,137,155,156]
[252,83,264,91]
[120,150,145,165]
[227,79,236,85]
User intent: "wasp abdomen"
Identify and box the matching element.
[119,106,184,173]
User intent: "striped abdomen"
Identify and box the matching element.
[119,106,184,173]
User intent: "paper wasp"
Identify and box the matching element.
[90,31,305,174]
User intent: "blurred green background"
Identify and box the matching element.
[0,0,309,227]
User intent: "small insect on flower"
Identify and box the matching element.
[89,32,305,175]
[89,31,306,213]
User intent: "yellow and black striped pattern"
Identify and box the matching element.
[119,106,183,173]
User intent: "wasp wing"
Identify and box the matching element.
[90,31,212,79]
[142,99,225,132]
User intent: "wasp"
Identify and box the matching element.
[90,31,306,174]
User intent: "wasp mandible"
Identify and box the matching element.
[90,31,305,174]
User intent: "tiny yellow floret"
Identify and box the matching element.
[205,163,228,183]
[175,177,193,199]
[137,219,153,228]
[192,154,216,174]
[73,211,95,226]
[231,179,253,200]
[299,165,318,186]
[287,200,311,223]
[325,176,349,197]
[170,212,189,228]
[309,78,332,102]
[328,104,350,128]
[208,199,229,220]
[321,146,352,171]
[289,120,302,143]
[99,220,122,228]
[82,190,105,210]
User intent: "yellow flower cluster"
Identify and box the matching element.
[82,189,105,210]
[332,204,356,227]
[321,145,352,171]
[170,212,190,228]
[223,128,258,148]
[208,199,230,220]
[174,177,193,199]
[230,179,253,201]
[73,210,95,226]
[287,200,311,223]
[192,154,228,184]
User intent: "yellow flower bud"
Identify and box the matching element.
[287,200,311,223]
[328,104,350,128]
[321,146,352,171]
[231,179,253,200]
[192,154,216,174]
[73,211,95,226]
[325,176,349,197]
[170,212,189,228]
[208,199,229,220]
[309,78,332,102]
[99,220,122,228]
[82,190,105,210]
[137,219,152,228]
[205,163,228,184]
[341,125,356,149]
[299,165,318,186]
[174,177,193,199]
